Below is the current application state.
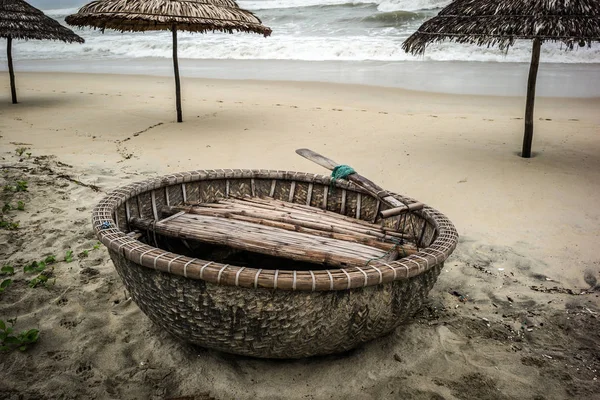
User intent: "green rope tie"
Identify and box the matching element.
[330,165,356,192]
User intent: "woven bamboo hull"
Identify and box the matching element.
[93,169,458,358]
[110,251,442,358]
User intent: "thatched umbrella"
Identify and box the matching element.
[0,0,84,104]
[66,0,271,123]
[402,0,600,158]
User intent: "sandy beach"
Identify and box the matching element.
[1,72,599,399]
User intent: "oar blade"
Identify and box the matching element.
[295,148,340,171]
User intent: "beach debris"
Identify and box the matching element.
[530,285,589,295]
[394,353,402,362]
[132,122,163,137]
[449,290,469,302]
[506,296,514,303]
[471,263,494,275]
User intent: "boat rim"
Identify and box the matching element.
[92,168,459,291]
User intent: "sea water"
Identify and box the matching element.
[1,0,599,96]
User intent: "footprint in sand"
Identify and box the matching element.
[583,269,599,290]
[57,297,69,307]
[75,362,93,380]
[60,319,79,329]
[47,350,70,361]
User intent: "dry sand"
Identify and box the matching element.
[1,72,599,400]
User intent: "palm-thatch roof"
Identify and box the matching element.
[65,0,272,36]
[403,0,600,54]
[0,0,84,42]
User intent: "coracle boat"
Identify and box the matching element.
[92,149,458,358]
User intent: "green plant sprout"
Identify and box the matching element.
[15,181,28,192]
[0,218,19,230]
[0,319,39,352]
[64,250,74,263]
[0,266,14,275]
[28,273,54,289]
[15,147,27,157]
[24,261,46,274]
[2,180,28,193]
[0,279,11,294]
[44,255,56,264]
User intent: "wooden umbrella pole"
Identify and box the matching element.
[522,38,541,158]
[172,25,182,123]
[7,37,17,104]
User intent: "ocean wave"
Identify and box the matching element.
[238,0,371,10]
[6,32,599,64]
[377,0,451,12]
[238,0,447,11]
[363,10,420,25]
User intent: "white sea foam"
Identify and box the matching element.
[238,0,449,11]
[6,31,600,64]
[238,0,375,10]
[377,0,451,12]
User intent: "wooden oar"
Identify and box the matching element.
[295,148,421,213]
[295,148,424,258]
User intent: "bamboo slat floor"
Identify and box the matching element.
[129,196,418,269]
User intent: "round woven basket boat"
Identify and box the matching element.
[92,169,458,358]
